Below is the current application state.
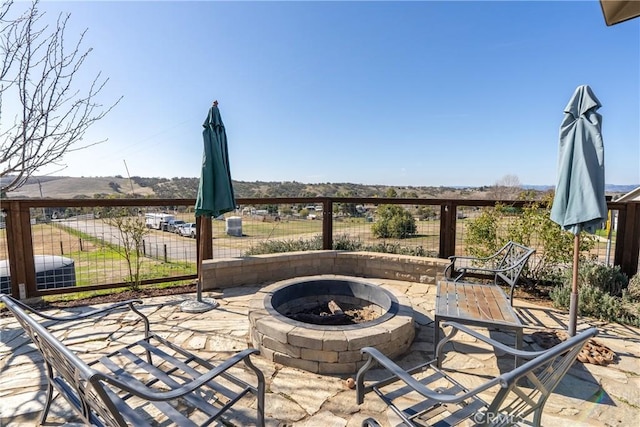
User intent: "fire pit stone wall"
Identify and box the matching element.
[249,275,416,374]
[202,250,448,290]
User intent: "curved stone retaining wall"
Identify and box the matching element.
[201,250,449,290]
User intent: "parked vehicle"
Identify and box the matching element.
[178,222,197,238]
[166,219,186,233]
[145,213,175,230]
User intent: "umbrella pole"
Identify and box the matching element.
[197,226,204,302]
[180,216,218,313]
[569,233,580,336]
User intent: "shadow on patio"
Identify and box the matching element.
[1,278,639,426]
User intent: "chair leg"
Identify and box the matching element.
[433,316,440,359]
[515,327,523,367]
[40,367,55,425]
[361,418,382,427]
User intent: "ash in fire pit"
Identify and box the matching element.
[286,300,381,325]
[269,277,391,329]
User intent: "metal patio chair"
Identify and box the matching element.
[356,321,597,426]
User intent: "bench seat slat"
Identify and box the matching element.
[97,383,158,427]
[97,351,200,426]
[135,337,245,403]
[103,346,226,422]
[435,280,524,358]
[143,334,255,394]
[0,295,266,427]
[438,282,521,325]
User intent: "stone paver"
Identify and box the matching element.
[1,277,639,426]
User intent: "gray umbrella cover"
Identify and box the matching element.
[550,85,607,235]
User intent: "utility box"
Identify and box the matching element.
[1,255,76,295]
[226,216,242,237]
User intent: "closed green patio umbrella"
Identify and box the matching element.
[550,85,607,336]
[181,101,236,313]
[195,102,236,219]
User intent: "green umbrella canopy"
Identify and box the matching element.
[550,85,607,235]
[195,104,236,218]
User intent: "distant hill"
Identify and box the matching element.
[3,175,637,200]
[5,176,155,199]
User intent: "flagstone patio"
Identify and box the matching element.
[1,277,639,426]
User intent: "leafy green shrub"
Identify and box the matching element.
[576,261,628,297]
[550,262,638,326]
[465,206,502,258]
[244,234,437,258]
[464,194,596,283]
[549,283,624,323]
[333,234,364,251]
[363,242,434,257]
[371,205,417,239]
[625,273,640,302]
[244,235,323,255]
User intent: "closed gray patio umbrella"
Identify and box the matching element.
[550,85,607,336]
[181,101,236,313]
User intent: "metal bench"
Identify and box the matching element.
[436,241,536,350]
[356,321,598,427]
[443,241,536,298]
[1,295,266,427]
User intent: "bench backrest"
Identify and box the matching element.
[483,327,598,426]
[494,241,536,289]
[1,295,126,426]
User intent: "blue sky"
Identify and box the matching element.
[29,0,639,187]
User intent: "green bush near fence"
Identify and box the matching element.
[626,273,640,301]
[465,195,640,326]
[465,194,596,284]
[371,205,417,239]
[549,261,639,327]
[244,234,437,258]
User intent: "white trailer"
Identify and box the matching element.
[145,213,175,230]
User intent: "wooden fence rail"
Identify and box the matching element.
[1,197,638,299]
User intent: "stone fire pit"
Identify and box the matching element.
[248,275,415,374]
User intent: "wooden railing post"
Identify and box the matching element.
[614,201,640,279]
[322,198,333,250]
[439,202,457,259]
[3,201,36,299]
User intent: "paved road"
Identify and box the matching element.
[54,218,240,262]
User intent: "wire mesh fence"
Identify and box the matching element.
[453,204,617,268]
[0,197,634,298]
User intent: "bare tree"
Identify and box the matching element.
[0,0,120,194]
[488,174,522,200]
[103,207,150,291]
